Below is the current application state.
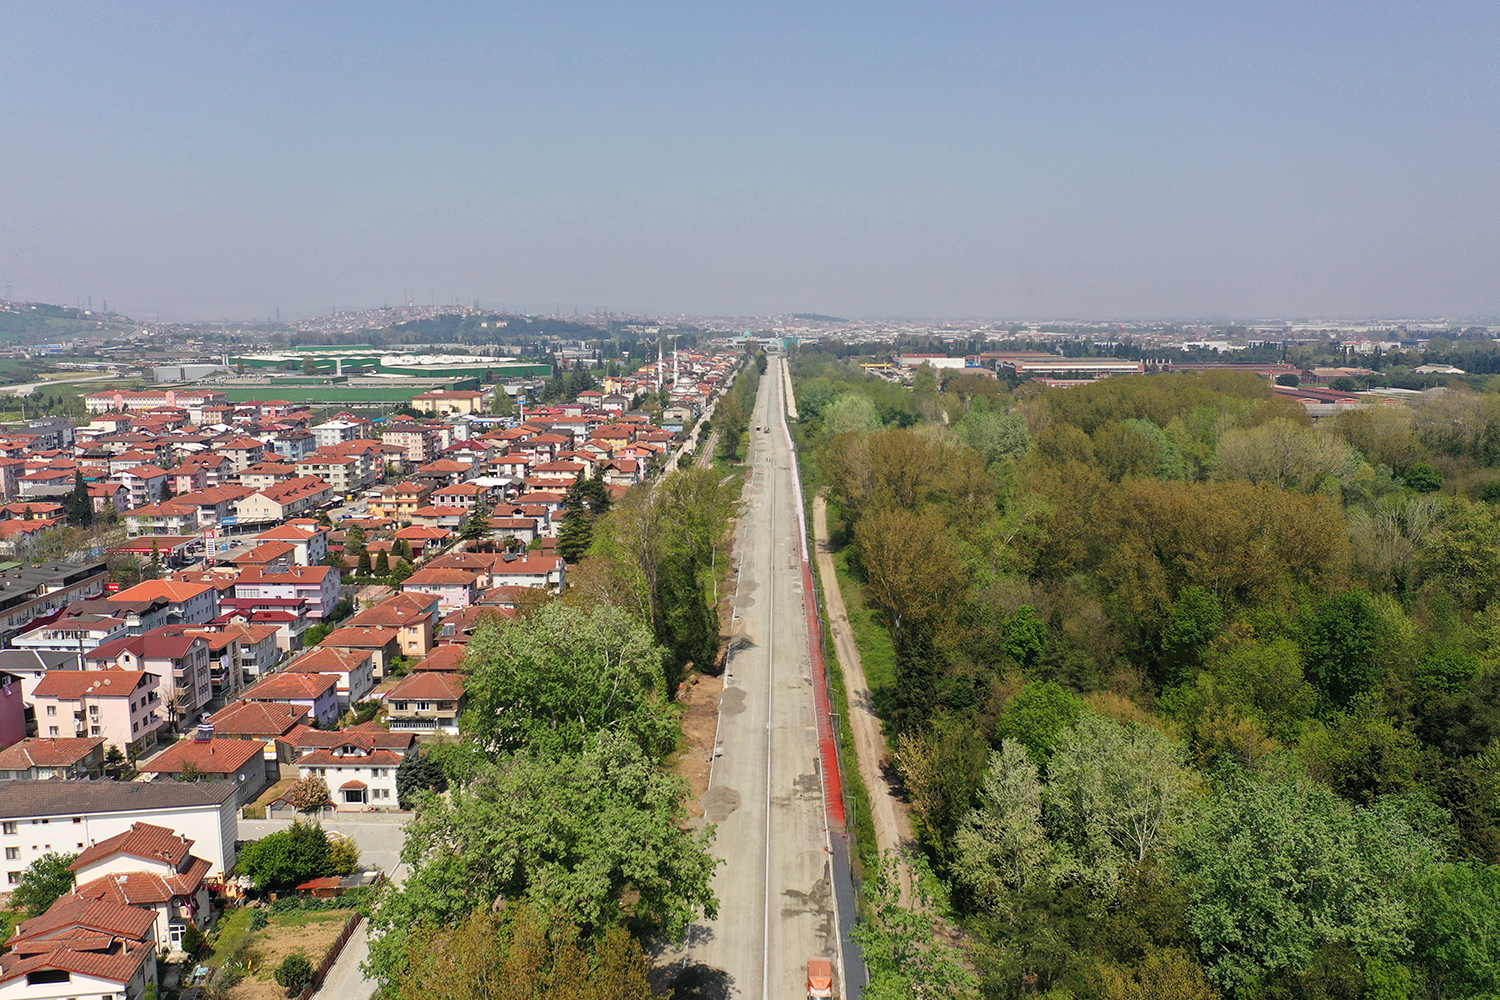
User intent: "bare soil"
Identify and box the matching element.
[674,509,738,820]
[676,670,724,820]
[228,911,354,1000]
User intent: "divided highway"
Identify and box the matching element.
[683,354,862,999]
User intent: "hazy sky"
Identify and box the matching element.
[2,2,1497,322]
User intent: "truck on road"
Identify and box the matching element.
[807,958,835,999]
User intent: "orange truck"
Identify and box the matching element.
[807,958,835,999]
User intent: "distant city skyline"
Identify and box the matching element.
[2,3,1497,324]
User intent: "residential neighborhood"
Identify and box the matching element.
[0,350,742,1000]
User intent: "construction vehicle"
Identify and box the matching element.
[807,958,835,999]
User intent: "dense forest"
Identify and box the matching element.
[793,352,1500,1000]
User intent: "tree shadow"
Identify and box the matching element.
[660,964,734,1000]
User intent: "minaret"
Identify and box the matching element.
[672,337,678,388]
[656,339,663,392]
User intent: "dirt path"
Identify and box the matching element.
[694,429,720,469]
[812,494,918,898]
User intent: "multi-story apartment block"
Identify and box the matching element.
[31,669,163,756]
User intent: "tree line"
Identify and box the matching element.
[794,349,1500,1000]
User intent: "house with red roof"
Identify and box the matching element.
[0,737,107,781]
[107,580,220,625]
[203,701,305,765]
[344,593,442,659]
[138,736,268,804]
[293,728,415,810]
[0,896,161,1000]
[238,671,340,727]
[400,567,481,611]
[385,672,465,735]
[316,626,401,678]
[490,552,566,592]
[284,646,374,709]
[83,629,214,727]
[68,821,214,950]
[391,524,449,559]
[233,564,342,622]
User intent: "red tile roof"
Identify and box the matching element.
[73,855,211,904]
[71,821,195,870]
[207,701,306,736]
[241,671,339,701]
[0,737,104,770]
[387,672,465,700]
[139,737,265,775]
[34,670,150,700]
[7,894,157,948]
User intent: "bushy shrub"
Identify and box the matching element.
[275,953,314,997]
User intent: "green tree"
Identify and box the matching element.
[391,558,414,585]
[1300,703,1424,805]
[458,498,493,542]
[952,741,1063,914]
[357,550,372,576]
[103,743,128,779]
[344,525,366,560]
[557,487,594,563]
[391,904,653,1000]
[821,393,882,437]
[1213,418,1352,493]
[235,820,333,891]
[66,472,94,526]
[10,852,79,917]
[462,603,671,755]
[851,853,980,999]
[1303,590,1386,710]
[1046,715,1194,872]
[1403,462,1442,492]
[396,751,449,809]
[993,681,1085,766]
[1003,605,1046,670]
[1418,499,1500,610]
[366,732,718,985]
[327,833,360,875]
[275,954,315,997]
[1159,586,1223,686]
[954,408,1030,467]
[1411,862,1500,998]
[1176,777,1441,995]
[374,551,390,576]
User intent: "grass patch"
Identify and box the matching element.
[205,906,256,968]
[265,909,354,929]
[830,540,898,698]
[811,549,880,875]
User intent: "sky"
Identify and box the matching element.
[1,1,1498,323]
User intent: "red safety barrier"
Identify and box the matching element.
[803,554,846,828]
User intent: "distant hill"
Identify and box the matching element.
[0,301,133,344]
[791,313,847,323]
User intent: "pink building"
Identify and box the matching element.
[31,669,164,757]
[399,568,480,611]
[0,667,27,750]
